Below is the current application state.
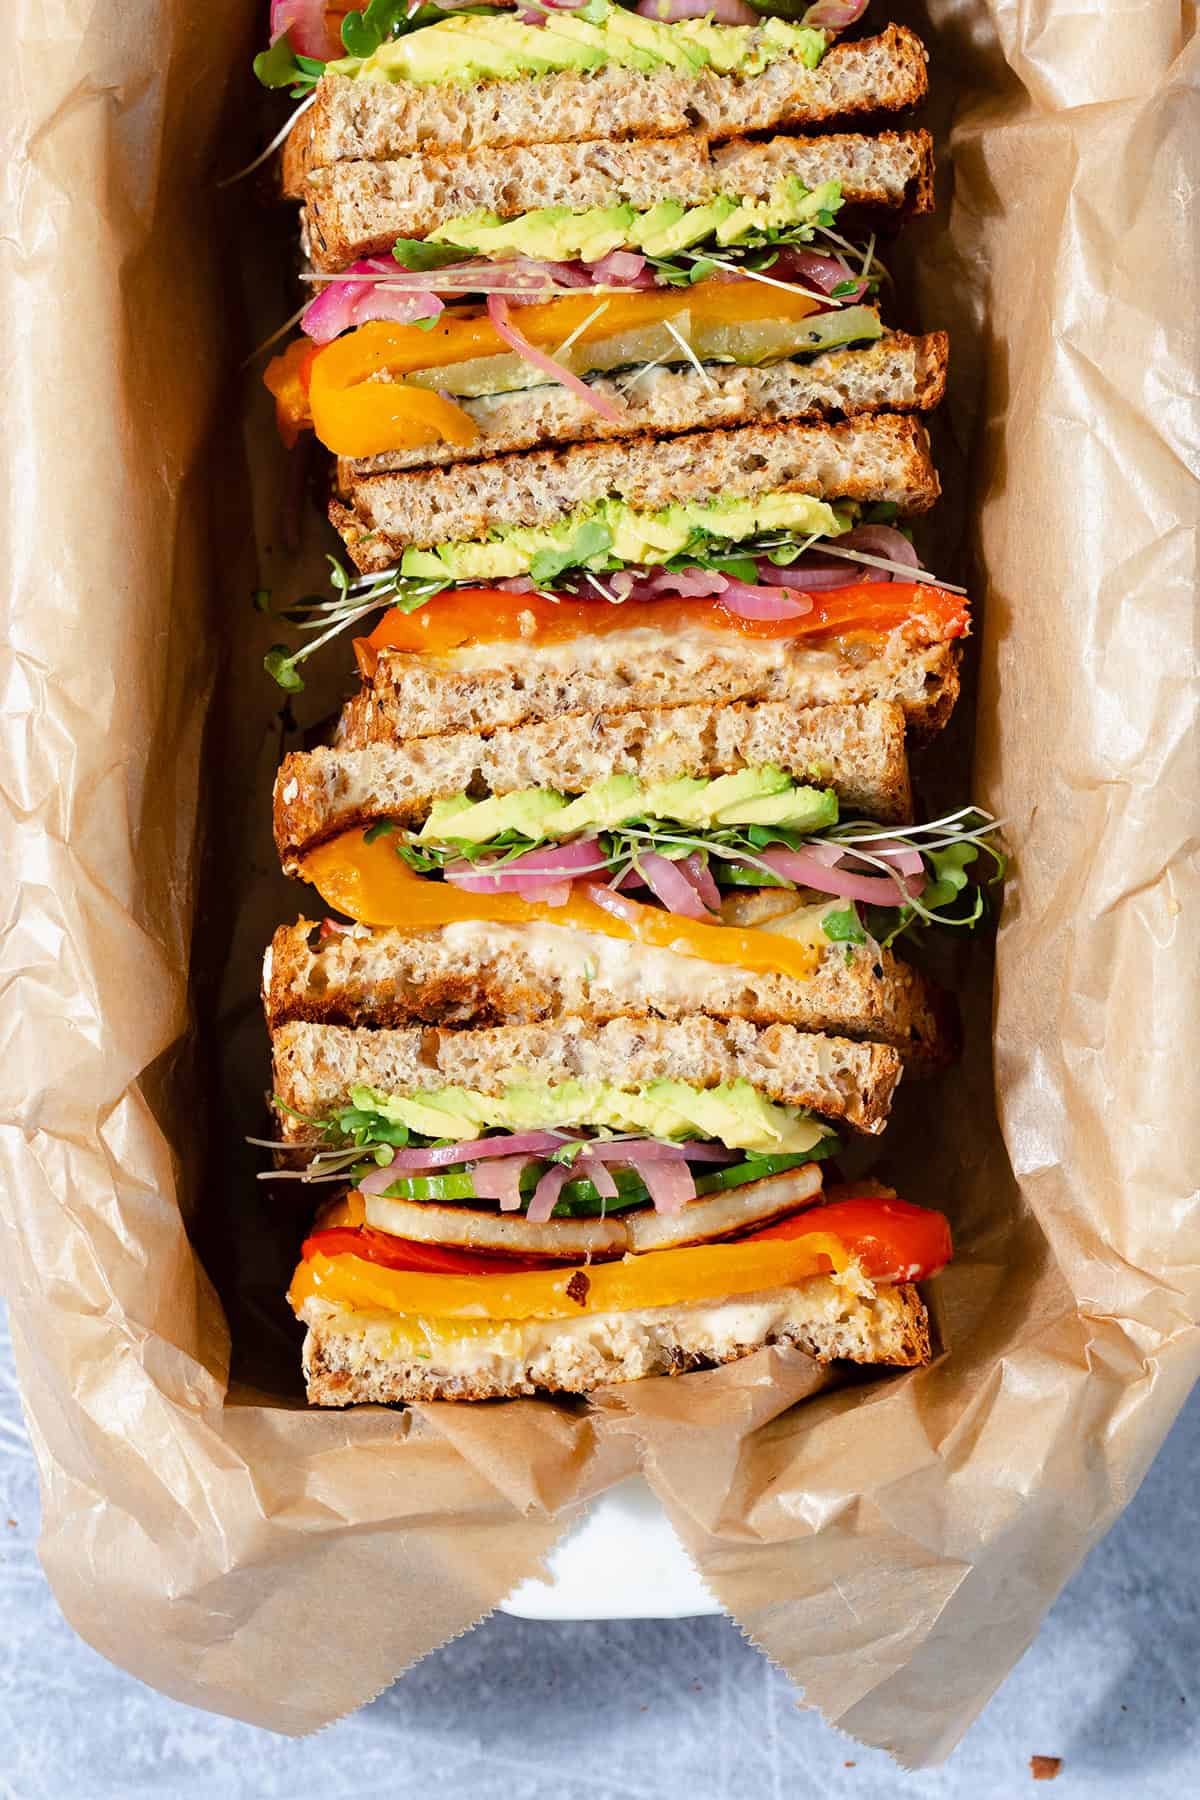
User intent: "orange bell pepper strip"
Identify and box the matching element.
[263,338,319,449]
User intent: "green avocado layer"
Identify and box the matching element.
[398,488,851,585]
[350,1077,829,1155]
[332,6,827,89]
[419,768,839,846]
[427,178,841,263]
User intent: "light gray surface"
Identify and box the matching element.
[0,1305,1194,1799]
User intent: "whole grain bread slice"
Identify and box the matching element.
[346,632,961,746]
[338,333,950,479]
[283,26,929,191]
[272,1012,903,1137]
[333,413,941,571]
[264,915,957,1068]
[297,1277,932,1401]
[302,127,934,271]
[273,697,912,859]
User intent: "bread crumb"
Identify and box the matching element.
[1030,1756,1062,1781]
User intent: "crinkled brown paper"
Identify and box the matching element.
[0,0,1195,1762]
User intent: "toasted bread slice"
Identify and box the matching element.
[333,413,941,573]
[264,915,958,1068]
[297,1276,932,1400]
[338,333,950,478]
[283,26,929,191]
[272,1013,903,1140]
[302,128,935,271]
[349,627,961,746]
[274,697,912,860]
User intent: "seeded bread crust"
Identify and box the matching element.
[338,333,950,479]
[332,414,941,571]
[283,27,930,191]
[298,1278,932,1401]
[263,917,958,1067]
[302,128,935,271]
[272,1012,902,1140]
[347,635,961,746]
[273,698,912,859]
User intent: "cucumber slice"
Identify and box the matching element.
[405,305,884,400]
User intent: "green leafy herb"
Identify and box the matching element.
[397,804,1007,949]
[263,644,304,692]
[343,0,504,53]
[392,236,469,272]
[529,519,614,585]
[697,553,760,583]
[920,840,980,912]
[340,1,410,57]
[363,821,396,844]
[394,809,837,893]
[330,1103,411,1150]
[821,903,868,946]
[263,556,418,690]
[253,38,325,95]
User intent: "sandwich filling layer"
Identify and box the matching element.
[296,1275,930,1397]
[293,838,845,981]
[271,461,952,688]
[326,755,998,951]
[348,584,967,741]
[287,1192,951,1388]
[357,583,966,662]
[423,175,839,263]
[279,1076,839,1228]
[269,288,886,458]
[392,488,847,587]
[328,9,829,90]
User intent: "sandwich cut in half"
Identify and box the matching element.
[265,124,939,470]
[273,690,999,1068]
[288,1175,952,1401]
[266,975,949,1397]
[262,7,928,174]
[266,413,967,748]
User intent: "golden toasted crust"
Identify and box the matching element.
[337,334,951,479]
[298,1278,933,1401]
[332,414,941,571]
[302,128,935,272]
[283,27,930,192]
[271,1012,903,1138]
[273,698,913,859]
[264,916,958,1068]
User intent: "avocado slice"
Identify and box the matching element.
[636,197,740,259]
[333,6,830,89]
[401,491,848,587]
[553,774,647,836]
[547,11,661,75]
[691,768,791,821]
[419,788,569,844]
[602,7,709,71]
[716,786,839,830]
[350,1077,825,1155]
